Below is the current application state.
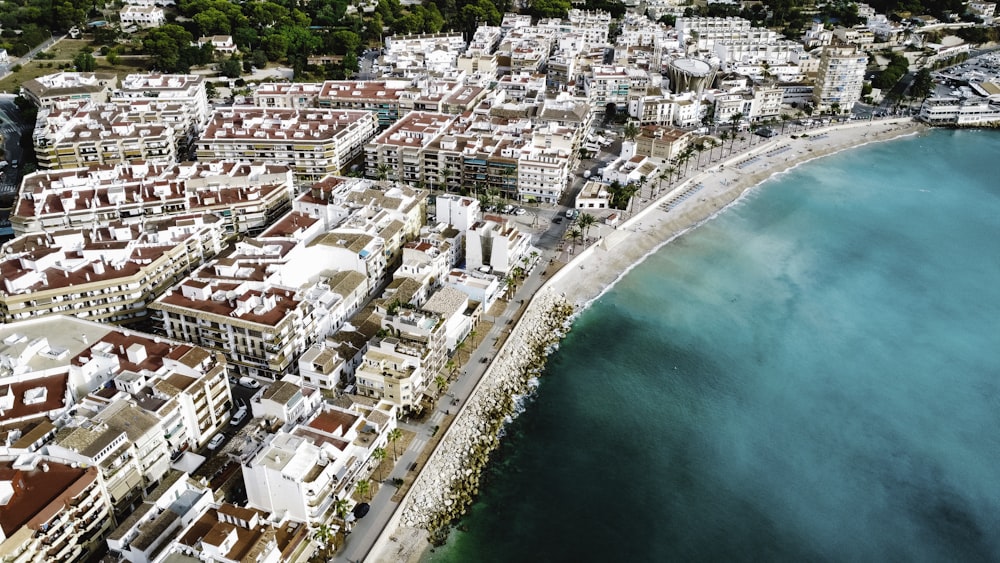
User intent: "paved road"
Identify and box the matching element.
[0,35,66,84]
[330,112,917,562]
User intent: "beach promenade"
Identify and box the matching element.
[548,117,924,305]
[363,116,925,563]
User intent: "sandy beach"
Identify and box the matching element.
[368,117,926,563]
[548,118,925,307]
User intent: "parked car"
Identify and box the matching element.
[238,376,261,389]
[553,216,564,224]
[207,434,226,450]
[230,405,248,426]
[514,207,527,215]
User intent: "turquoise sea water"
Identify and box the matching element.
[427,129,1000,562]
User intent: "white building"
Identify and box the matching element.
[197,107,379,182]
[242,400,397,523]
[106,472,214,563]
[119,5,166,28]
[466,216,532,275]
[435,195,481,231]
[812,45,868,112]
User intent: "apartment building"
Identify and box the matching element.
[248,380,322,425]
[812,45,868,112]
[47,399,170,518]
[33,101,176,170]
[151,251,312,380]
[119,5,166,28]
[113,73,210,148]
[196,107,378,182]
[0,457,115,563]
[355,321,442,411]
[20,72,118,110]
[243,400,397,523]
[496,26,557,74]
[435,194,480,232]
[633,91,704,127]
[585,65,650,111]
[81,342,232,457]
[382,33,467,76]
[0,318,119,436]
[253,82,325,109]
[317,80,412,127]
[10,161,294,236]
[0,215,226,325]
[421,286,476,353]
[152,232,373,379]
[106,471,214,563]
[365,111,458,185]
[366,107,576,203]
[297,308,381,390]
[633,124,694,161]
[466,216,533,275]
[443,268,501,312]
[154,502,309,562]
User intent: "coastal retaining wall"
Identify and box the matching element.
[387,289,573,543]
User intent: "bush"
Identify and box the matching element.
[11,64,21,73]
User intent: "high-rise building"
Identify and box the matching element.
[812,45,868,112]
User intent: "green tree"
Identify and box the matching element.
[194,8,232,35]
[372,447,386,481]
[531,0,571,18]
[387,427,403,461]
[313,523,335,559]
[332,496,350,530]
[262,32,290,61]
[623,120,639,142]
[355,478,371,501]
[143,25,195,72]
[218,57,242,78]
[434,374,447,395]
[577,213,597,240]
[330,30,361,55]
[73,51,95,72]
[911,68,933,101]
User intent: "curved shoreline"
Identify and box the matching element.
[368,117,927,563]
[548,118,927,309]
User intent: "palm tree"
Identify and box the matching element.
[372,447,386,481]
[780,114,792,135]
[567,227,582,252]
[441,165,454,193]
[577,213,597,241]
[387,427,402,461]
[657,168,672,196]
[435,373,448,395]
[728,112,744,153]
[749,122,759,145]
[313,522,335,559]
[355,478,371,501]
[375,162,391,184]
[334,497,351,522]
[623,120,639,142]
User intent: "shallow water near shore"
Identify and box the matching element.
[424,128,1000,562]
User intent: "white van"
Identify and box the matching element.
[238,376,261,389]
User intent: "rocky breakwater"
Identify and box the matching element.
[400,289,574,544]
